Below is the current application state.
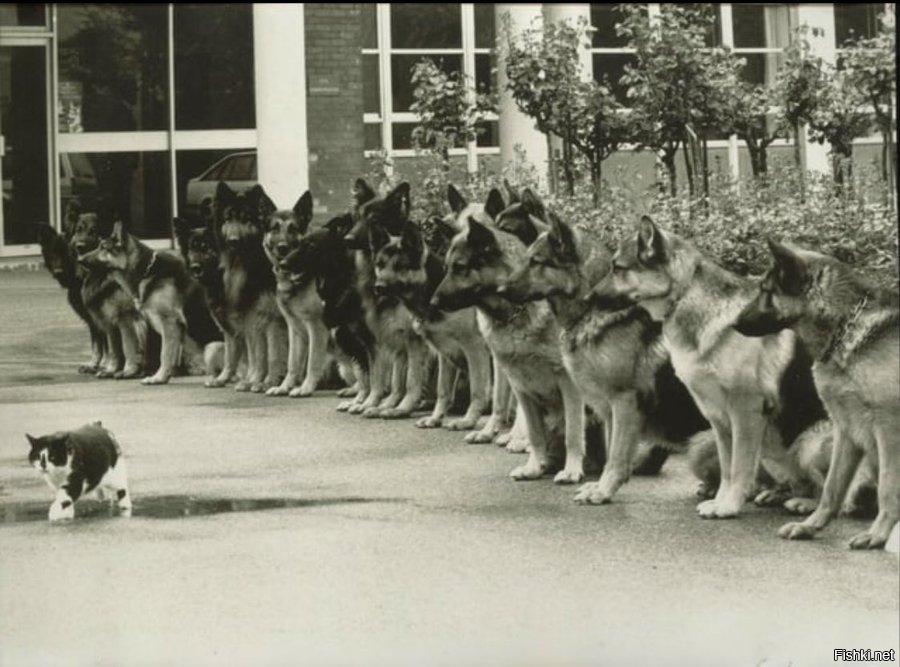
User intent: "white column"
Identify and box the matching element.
[545,4,592,74]
[252,4,308,208]
[796,4,835,176]
[496,4,549,187]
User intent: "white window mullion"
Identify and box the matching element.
[377,3,393,171]
[719,3,740,184]
[461,3,478,173]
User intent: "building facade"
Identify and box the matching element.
[0,3,889,258]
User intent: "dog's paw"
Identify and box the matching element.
[95,368,116,379]
[234,381,251,392]
[336,386,358,398]
[289,385,315,398]
[266,384,290,397]
[117,367,142,380]
[784,497,818,515]
[444,417,477,431]
[361,406,382,419]
[553,467,584,485]
[574,482,612,505]
[777,521,819,540]
[754,488,790,508]
[141,375,170,386]
[695,482,717,499]
[336,399,355,412]
[347,402,367,415]
[380,407,412,420]
[79,364,100,374]
[48,501,75,522]
[465,428,496,444]
[697,499,740,519]
[504,436,530,454]
[848,531,886,550]
[249,382,267,393]
[510,459,547,481]
[416,415,443,429]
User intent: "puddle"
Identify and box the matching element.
[0,495,395,524]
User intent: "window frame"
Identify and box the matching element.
[363,3,498,167]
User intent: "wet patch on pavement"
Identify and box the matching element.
[0,495,399,524]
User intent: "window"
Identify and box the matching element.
[729,4,792,87]
[590,4,636,104]
[834,3,882,47]
[362,3,497,157]
[0,3,46,27]
[176,149,256,223]
[174,4,256,130]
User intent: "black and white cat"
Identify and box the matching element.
[27,422,132,521]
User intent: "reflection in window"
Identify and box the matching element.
[392,54,462,112]
[0,3,46,26]
[58,5,167,132]
[591,4,630,48]
[593,53,635,105]
[390,4,461,49]
[176,150,257,223]
[61,152,170,239]
[174,4,255,130]
[731,4,791,87]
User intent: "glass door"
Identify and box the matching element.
[0,39,51,251]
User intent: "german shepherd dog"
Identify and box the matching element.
[37,216,107,373]
[343,181,433,419]
[260,190,331,397]
[214,182,288,392]
[79,221,223,385]
[734,241,899,549]
[592,217,827,518]
[70,207,147,380]
[278,214,375,410]
[371,211,492,432]
[174,218,244,387]
[501,212,708,503]
[431,188,587,484]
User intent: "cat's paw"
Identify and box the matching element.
[49,500,75,522]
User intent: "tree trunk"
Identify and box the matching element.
[590,157,602,206]
[662,148,678,197]
[562,138,575,197]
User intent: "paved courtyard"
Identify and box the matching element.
[0,269,897,667]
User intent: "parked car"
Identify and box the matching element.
[185,151,257,220]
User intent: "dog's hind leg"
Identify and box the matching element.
[509,391,550,480]
[292,319,330,397]
[553,376,586,484]
[780,424,863,541]
[96,326,123,378]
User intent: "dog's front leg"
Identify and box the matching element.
[466,357,509,444]
[368,355,406,417]
[446,343,490,432]
[208,332,242,387]
[143,314,183,385]
[262,320,287,390]
[96,326,123,378]
[553,376,586,484]
[510,391,550,480]
[116,317,143,379]
[697,418,735,518]
[292,319,330,397]
[268,322,306,396]
[352,348,387,414]
[780,423,862,541]
[576,392,643,502]
[702,407,766,519]
[383,342,429,419]
[235,329,261,392]
[849,417,898,549]
[417,352,453,428]
[81,323,106,373]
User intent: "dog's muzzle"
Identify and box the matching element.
[189,264,204,278]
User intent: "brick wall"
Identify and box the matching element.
[305,3,365,221]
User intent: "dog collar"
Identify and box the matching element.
[821,294,869,363]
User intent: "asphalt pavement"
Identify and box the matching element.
[0,270,897,667]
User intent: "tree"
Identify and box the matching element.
[409,58,495,173]
[618,4,739,202]
[721,77,786,178]
[503,17,630,204]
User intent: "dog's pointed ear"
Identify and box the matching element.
[484,188,506,220]
[503,178,521,204]
[466,216,498,256]
[386,182,411,221]
[215,181,238,206]
[250,185,277,222]
[447,184,468,215]
[111,220,126,244]
[548,212,577,261]
[767,239,808,296]
[326,213,354,239]
[637,215,665,263]
[520,188,546,221]
[293,191,314,232]
[353,179,376,207]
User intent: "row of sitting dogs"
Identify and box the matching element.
[37,179,899,551]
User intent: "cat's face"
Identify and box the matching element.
[27,433,72,473]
